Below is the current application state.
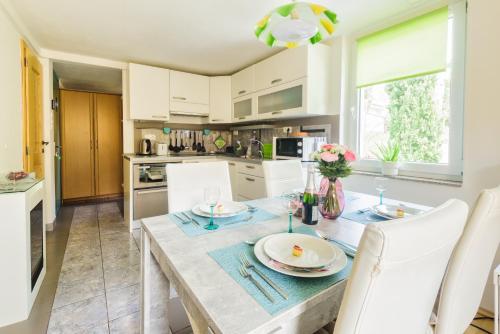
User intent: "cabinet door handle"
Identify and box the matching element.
[238,90,247,95]
[245,165,255,169]
[238,116,246,120]
[137,188,168,195]
[245,177,255,182]
[271,78,283,85]
[152,115,167,119]
[211,119,223,122]
[271,111,282,115]
[228,162,236,166]
[172,96,187,101]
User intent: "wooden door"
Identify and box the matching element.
[94,93,123,196]
[61,90,94,200]
[22,41,44,178]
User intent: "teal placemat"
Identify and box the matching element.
[170,206,279,237]
[342,209,388,225]
[208,226,353,315]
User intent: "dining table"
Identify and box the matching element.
[139,191,431,334]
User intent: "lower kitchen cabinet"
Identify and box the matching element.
[236,173,266,200]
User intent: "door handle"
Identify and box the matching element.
[172,96,187,101]
[42,141,49,146]
[245,177,255,182]
[238,90,247,95]
[271,111,282,115]
[245,165,255,169]
[137,188,168,195]
[271,78,283,85]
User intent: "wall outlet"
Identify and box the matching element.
[283,127,292,134]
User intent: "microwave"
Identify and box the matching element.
[273,137,326,161]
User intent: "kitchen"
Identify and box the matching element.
[0,1,499,334]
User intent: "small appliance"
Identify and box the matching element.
[273,136,326,161]
[156,143,168,156]
[139,139,152,155]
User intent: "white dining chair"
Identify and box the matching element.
[262,160,304,198]
[433,186,500,334]
[332,199,469,334]
[167,161,232,212]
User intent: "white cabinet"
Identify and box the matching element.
[254,46,308,91]
[255,44,336,119]
[209,76,232,123]
[232,94,257,123]
[231,66,255,98]
[170,70,209,115]
[236,174,266,200]
[128,63,170,121]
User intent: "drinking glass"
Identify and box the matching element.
[204,186,220,230]
[374,177,388,205]
[281,192,300,233]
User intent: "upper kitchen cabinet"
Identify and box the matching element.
[231,66,255,99]
[128,63,170,121]
[254,46,308,91]
[255,44,336,120]
[209,76,232,123]
[170,70,209,116]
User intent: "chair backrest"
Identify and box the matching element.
[166,161,232,212]
[334,199,469,334]
[262,160,304,197]
[435,186,500,334]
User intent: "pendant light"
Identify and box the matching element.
[255,1,338,48]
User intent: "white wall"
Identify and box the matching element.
[344,0,500,312]
[0,6,23,173]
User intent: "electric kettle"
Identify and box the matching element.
[139,139,152,155]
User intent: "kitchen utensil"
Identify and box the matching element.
[196,131,202,152]
[263,233,338,269]
[238,266,275,303]
[240,253,288,299]
[254,235,348,278]
[180,131,185,151]
[139,139,152,155]
[173,131,180,153]
[201,135,206,152]
[168,133,174,151]
[156,143,168,156]
[184,212,201,227]
[173,213,190,225]
[192,131,197,151]
[315,230,357,256]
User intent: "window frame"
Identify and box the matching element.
[344,1,467,182]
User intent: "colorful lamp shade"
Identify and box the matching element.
[255,2,338,48]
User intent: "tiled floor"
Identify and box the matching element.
[47,202,185,334]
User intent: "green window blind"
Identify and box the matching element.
[356,7,448,88]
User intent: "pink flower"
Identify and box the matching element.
[321,144,334,151]
[344,150,356,162]
[320,152,339,162]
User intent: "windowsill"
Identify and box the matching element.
[352,170,463,187]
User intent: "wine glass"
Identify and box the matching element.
[204,186,220,230]
[374,177,388,205]
[281,192,300,233]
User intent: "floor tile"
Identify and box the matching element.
[106,284,140,321]
[58,258,104,284]
[109,312,139,334]
[103,262,140,290]
[53,276,105,309]
[47,295,108,334]
[102,249,140,271]
[79,323,110,334]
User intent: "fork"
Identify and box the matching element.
[173,213,190,225]
[182,212,201,227]
[240,253,288,299]
[239,265,275,303]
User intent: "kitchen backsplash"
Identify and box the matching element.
[133,115,339,154]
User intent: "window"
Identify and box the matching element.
[348,2,466,180]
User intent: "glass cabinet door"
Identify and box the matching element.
[233,97,253,120]
[258,84,303,116]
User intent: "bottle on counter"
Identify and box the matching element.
[302,164,319,225]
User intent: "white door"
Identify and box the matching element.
[231,65,255,98]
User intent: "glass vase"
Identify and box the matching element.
[319,177,345,220]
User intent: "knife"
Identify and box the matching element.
[173,213,190,224]
[183,212,201,227]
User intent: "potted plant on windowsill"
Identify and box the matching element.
[374,142,400,176]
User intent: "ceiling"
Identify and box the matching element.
[53,62,122,94]
[7,0,446,75]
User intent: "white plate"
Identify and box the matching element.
[192,202,248,218]
[371,204,424,219]
[199,201,248,216]
[254,234,348,278]
[263,233,338,269]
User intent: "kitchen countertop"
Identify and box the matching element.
[123,153,272,165]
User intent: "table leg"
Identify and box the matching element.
[141,227,151,334]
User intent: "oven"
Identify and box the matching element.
[133,163,176,220]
